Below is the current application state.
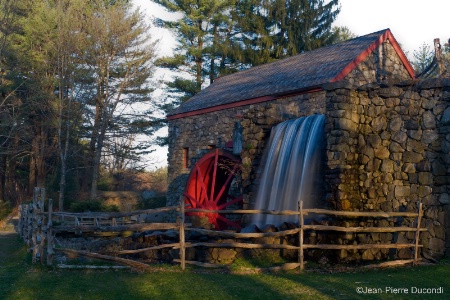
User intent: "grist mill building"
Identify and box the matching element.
[166,28,450,260]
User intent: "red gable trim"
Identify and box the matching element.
[167,88,322,120]
[331,29,415,82]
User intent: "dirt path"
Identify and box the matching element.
[0,216,21,262]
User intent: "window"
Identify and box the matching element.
[183,148,189,169]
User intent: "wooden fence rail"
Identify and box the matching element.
[17,188,425,271]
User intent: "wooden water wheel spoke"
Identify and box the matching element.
[217,196,243,210]
[213,164,239,203]
[216,214,241,229]
[184,149,242,230]
[195,163,210,203]
[209,149,219,203]
[183,192,203,208]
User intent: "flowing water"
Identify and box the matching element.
[252,114,325,226]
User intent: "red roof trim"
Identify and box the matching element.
[167,88,322,120]
[331,29,415,82]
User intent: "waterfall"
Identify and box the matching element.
[252,114,325,226]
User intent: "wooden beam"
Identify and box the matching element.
[187,228,300,238]
[303,225,427,233]
[53,223,178,233]
[55,248,152,271]
[53,206,178,219]
[184,242,299,250]
[303,243,421,250]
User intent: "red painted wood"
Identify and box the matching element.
[210,149,219,203]
[183,149,242,230]
[331,29,415,82]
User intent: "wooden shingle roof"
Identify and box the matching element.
[168,29,414,120]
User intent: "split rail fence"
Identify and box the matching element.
[18,188,425,271]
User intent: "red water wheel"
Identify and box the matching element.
[183,149,242,230]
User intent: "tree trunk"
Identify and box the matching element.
[90,129,106,200]
[59,162,66,210]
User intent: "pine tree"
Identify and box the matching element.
[154,0,237,105]
[269,0,340,58]
[412,42,434,75]
[154,0,340,107]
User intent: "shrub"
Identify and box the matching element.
[0,200,11,221]
[69,201,119,213]
[138,196,166,209]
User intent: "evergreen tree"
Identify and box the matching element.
[154,0,340,106]
[80,0,158,199]
[269,0,340,58]
[0,0,160,204]
[412,42,434,75]
[154,0,236,105]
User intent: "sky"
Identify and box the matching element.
[133,0,450,168]
[334,0,450,58]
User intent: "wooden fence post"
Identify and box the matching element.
[18,205,25,240]
[27,204,32,244]
[413,202,423,265]
[47,198,54,266]
[32,188,38,262]
[32,187,46,264]
[298,201,304,271]
[179,196,186,270]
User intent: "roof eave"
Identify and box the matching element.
[167,86,323,121]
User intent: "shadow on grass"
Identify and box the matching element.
[270,263,450,300]
[1,233,449,300]
[0,232,30,299]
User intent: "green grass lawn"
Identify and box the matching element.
[1,231,449,300]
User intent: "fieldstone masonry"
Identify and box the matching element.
[324,78,450,259]
[167,38,450,260]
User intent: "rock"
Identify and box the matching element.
[374,147,390,159]
[397,249,412,259]
[240,224,261,233]
[389,117,402,132]
[438,193,450,204]
[440,107,450,125]
[421,130,439,144]
[378,86,403,98]
[381,160,395,172]
[395,186,410,197]
[371,116,387,132]
[418,186,432,197]
[391,131,407,143]
[141,190,157,200]
[211,248,237,262]
[407,130,422,141]
[403,151,423,163]
[428,238,445,253]
[389,142,405,153]
[362,249,374,260]
[422,111,436,129]
[367,134,382,148]
[402,163,415,173]
[418,172,433,185]
[261,224,277,232]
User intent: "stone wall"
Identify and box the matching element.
[167,38,411,208]
[165,38,443,261]
[345,40,411,86]
[166,90,326,214]
[324,78,450,259]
